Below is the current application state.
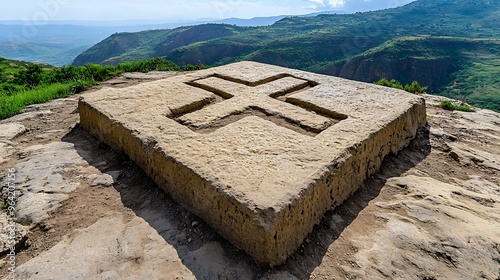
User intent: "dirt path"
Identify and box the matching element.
[1,73,499,279]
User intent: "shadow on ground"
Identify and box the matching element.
[63,124,431,279]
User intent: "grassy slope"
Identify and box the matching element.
[0,57,66,119]
[73,24,252,66]
[0,57,186,120]
[442,54,500,111]
[0,57,57,93]
[72,29,176,66]
[0,57,54,78]
[162,0,500,68]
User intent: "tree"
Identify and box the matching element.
[14,64,43,88]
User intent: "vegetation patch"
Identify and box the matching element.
[0,83,77,119]
[375,78,428,94]
[438,100,475,112]
[0,57,206,120]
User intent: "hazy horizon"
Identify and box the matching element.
[1,0,416,22]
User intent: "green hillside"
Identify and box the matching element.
[0,57,54,91]
[0,56,193,120]
[73,0,500,111]
[316,37,500,111]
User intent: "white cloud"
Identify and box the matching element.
[306,0,346,9]
[327,0,346,8]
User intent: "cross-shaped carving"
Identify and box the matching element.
[172,74,346,136]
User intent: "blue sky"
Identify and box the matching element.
[1,0,416,21]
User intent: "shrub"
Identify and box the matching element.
[47,65,84,83]
[438,100,475,112]
[376,78,427,94]
[14,64,43,88]
[45,64,114,84]
[0,83,25,95]
[71,79,97,94]
[118,58,180,73]
[404,81,428,94]
[376,78,403,90]
[84,64,118,82]
[375,77,391,87]
[182,63,210,71]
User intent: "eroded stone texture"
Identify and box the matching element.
[78,61,426,265]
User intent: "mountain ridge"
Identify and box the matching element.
[0,12,322,66]
[0,15,280,66]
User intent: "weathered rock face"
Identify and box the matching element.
[352,175,500,279]
[322,57,458,90]
[0,124,27,165]
[78,61,426,265]
[6,214,195,280]
[0,123,29,256]
[155,24,237,57]
[7,142,89,224]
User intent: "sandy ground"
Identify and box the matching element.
[0,72,499,280]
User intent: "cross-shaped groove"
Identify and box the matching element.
[171,74,347,136]
[211,73,293,86]
[176,107,320,137]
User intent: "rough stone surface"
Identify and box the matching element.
[104,71,181,87]
[122,71,180,80]
[5,214,195,280]
[9,142,93,224]
[0,124,26,140]
[79,61,426,265]
[0,213,28,256]
[7,111,54,123]
[341,175,500,280]
[0,123,26,164]
[86,173,115,187]
[0,143,10,166]
[85,170,121,187]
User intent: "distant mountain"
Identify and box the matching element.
[73,0,500,111]
[72,25,257,66]
[210,16,287,27]
[0,12,331,66]
[315,36,500,110]
[208,11,347,26]
[0,24,128,66]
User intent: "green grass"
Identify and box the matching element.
[75,0,500,69]
[0,83,77,119]
[117,58,180,72]
[0,57,53,84]
[441,57,500,112]
[438,100,476,112]
[0,57,202,120]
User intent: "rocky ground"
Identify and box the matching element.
[0,72,499,280]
